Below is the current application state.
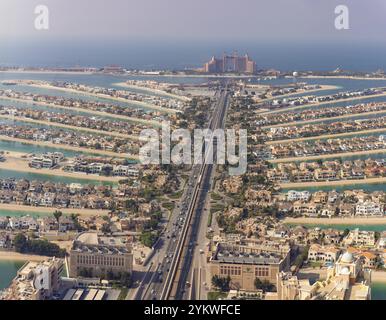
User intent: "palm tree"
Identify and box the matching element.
[53,210,62,224]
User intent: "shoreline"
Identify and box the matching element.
[268,148,386,163]
[371,271,386,283]
[0,203,109,216]
[283,216,386,226]
[260,91,386,115]
[24,82,179,114]
[256,85,340,104]
[0,135,138,160]
[0,114,141,141]
[114,82,191,102]
[279,177,386,189]
[0,251,49,262]
[265,127,386,145]
[0,152,121,183]
[261,109,386,129]
[0,96,160,126]
[303,75,386,81]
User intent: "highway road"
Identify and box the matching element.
[162,86,229,300]
[134,88,227,300]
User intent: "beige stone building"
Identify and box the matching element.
[2,258,64,300]
[209,242,290,291]
[69,232,133,278]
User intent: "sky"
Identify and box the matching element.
[1,0,386,42]
[1,0,386,70]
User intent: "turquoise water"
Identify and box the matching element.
[0,209,53,218]
[371,283,386,300]
[281,182,386,193]
[285,223,386,232]
[0,260,24,290]
[0,139,78,157]
[0,168,115,186]
[0,138,121,159]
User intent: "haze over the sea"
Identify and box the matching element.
[1,0,386,71]
[2,39,386,72]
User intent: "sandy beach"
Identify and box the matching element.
[0,70,94,75]
[261,109,386,129]
[268,148,386,163]
[261,91,386,115]
[304,75,386,81]
[24,82,179,114]
[0,251,49,262]
[0,152,121,183]
[371,271,386,283]
[114,82,191,102]
[0,203,109,216]
[0,95,160,126]
[0,114,142,141]
[265,127,386,145]
[0,135,138,160]
[279,177,386,188]
[256,85,340,104]
[283,216,386,226]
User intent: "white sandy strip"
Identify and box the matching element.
[0,96,160,126]
[0,251,49,262]
[0,114,141,141]
[304,75,386,81]
[261,109,386,129]
[279,177,386,189]
[114,82,191,102]
[24,82,179,114]
[371,271,386,283]
[0,70,94,75]
[0,203,109,216]
[268,148,386,163]
[0,157,121,183]
[0,135,138,160]
[256,85,340,104]
[265,128,386,145]
[283,216,386,226]
[260,92,386,115]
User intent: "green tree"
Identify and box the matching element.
[139,231,158,248]
[53,210,63,224]
[211,275,231,292]
[13,233,28,253]
[254,278,274,292]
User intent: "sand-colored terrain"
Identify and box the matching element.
[0,135,138,160]
[279,177,386,189]
[265,128,386,145]
[24,82,179,114]
[0,203,109,216]
[261,91,386,115]
[0,114,141,141]
[283,216,386,226]
[256,85,340,104]
[0,95,160,126]
[268,148,386,163]
[261,109,386,129]
[0,251,49,262]
[304,75,386,81]
[0,152,121,183]
[114,82,191,102]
